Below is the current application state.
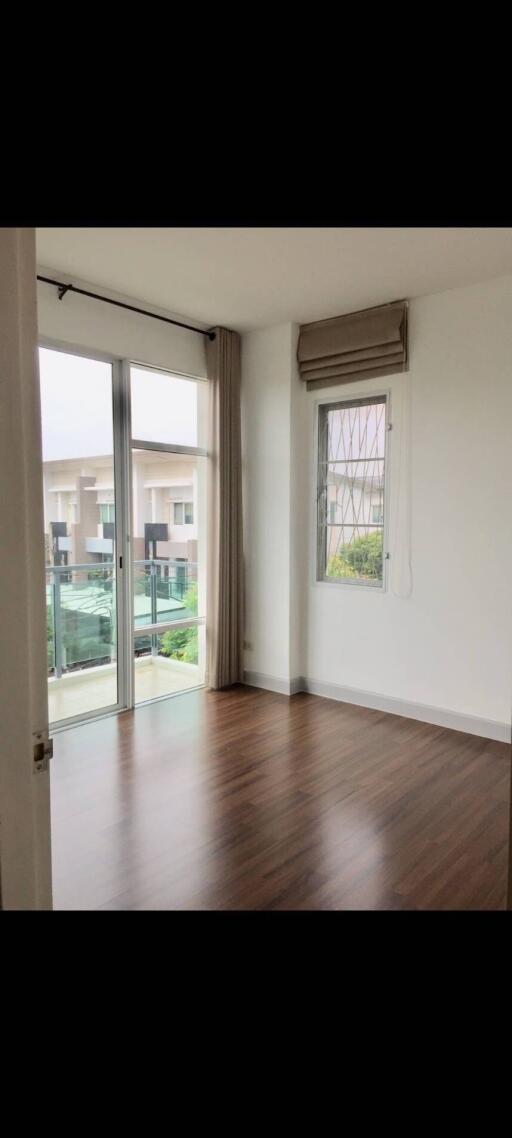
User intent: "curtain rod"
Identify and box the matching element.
[37,275,216,341]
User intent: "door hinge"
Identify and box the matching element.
[33,731,53,774]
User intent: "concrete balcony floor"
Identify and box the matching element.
[48,655,202,724]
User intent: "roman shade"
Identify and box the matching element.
[297,300,408,391]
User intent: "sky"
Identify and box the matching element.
[39,349,198,462]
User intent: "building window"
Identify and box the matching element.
[317,394,387,587]
[99,503,115,523]
[173,501,194,525]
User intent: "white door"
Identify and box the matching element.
[0,228,52,910]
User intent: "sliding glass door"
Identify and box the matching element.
[129,365,207,704]
[39,349,206,728]
[40,347,125,727]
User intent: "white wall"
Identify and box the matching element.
[37,266,207,378]
[241,325,294,684]
[241,275,512,737]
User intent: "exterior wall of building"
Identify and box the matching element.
[42,453,198,568]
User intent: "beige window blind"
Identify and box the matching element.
[297,300,408,391]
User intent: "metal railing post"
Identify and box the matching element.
[53,568,63,678]
[150,561,158,655]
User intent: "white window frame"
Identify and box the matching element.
[173,500,194,526]
[312,388,391,593]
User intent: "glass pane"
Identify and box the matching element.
[40,347,119,724]
[132,448,206,705]
[318,397,386,587]
[324,398,386,464]
[134,628,203,703]
[326,460,384,528]
[130,365,206,448]
[323,525,384,584]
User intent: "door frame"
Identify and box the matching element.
[39,343,208,731]
[0,229,52,909]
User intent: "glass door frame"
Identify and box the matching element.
[40,342,207,729]
[40,338,130,731]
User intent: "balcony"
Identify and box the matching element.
[46,558,202,724]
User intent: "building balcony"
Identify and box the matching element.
[48,655,201,723]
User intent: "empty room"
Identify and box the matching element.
[1,225,511,911]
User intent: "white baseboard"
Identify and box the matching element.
[301,678,511,743]
[243,671,511,743]
[244,670,303,696]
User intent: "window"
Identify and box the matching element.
[173,501,194,525]
[130,365,206,448]
[317,394,387,587]
[130,362,206,707]
[99,503,115,523]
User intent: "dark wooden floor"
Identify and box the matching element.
[50,685,511,910]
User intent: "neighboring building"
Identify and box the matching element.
[43,450,199,571]
[326,469,384,559]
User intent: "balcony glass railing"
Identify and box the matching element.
[46,558,198,679]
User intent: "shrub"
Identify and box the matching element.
[327,554,357,579]
[328,530,383,581]
[181,580,198,616]
[160,625,198,664]
[160,581,198,663]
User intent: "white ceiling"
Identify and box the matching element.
[36,228,512,333]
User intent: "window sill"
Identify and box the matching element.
[313,576,387,594]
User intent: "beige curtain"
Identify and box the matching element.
[206,327,243,689]
[298,300,408,390]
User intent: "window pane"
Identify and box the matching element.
[133,628,203,702]
[39,347,119,724]
[130,365,205,447]
[185,502,194,524]
[132,448,206,706]
[132,451,205,631]
[324,525,384,584]
[318,396,386,586]
[323,398,386,464]
[325,460,384,528]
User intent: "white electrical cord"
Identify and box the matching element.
[390,379,413,599]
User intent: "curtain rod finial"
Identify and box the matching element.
[207,330,216,342]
